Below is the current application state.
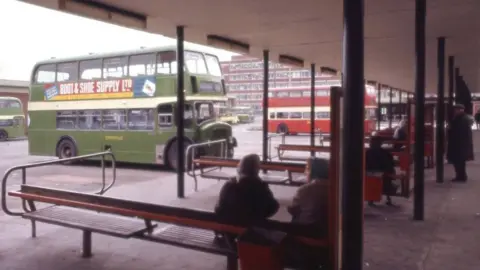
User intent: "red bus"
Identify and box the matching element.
[267,87,377,134]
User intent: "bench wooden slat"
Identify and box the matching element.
[277,144,330,152]
[193,158,305,173]
[8,185,328,247]
[22,206,151,238]
[201,171,236,181]
[143,224,236,256]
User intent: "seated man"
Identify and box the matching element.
[214,154,279,239]
[287,157,329,237]
[366,135,397,206]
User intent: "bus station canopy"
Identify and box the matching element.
[24,0,480,93]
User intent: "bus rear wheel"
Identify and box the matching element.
[0,130,8,141]
[56,139,77,164]
[167,140,192,172]
[276,123,289,134]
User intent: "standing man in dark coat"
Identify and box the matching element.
[447,104,474,182]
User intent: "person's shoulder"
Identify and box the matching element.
[221,179,238,190]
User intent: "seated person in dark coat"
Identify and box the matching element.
[214,154,279,239]
[284,157,329,268]
[287,157,329,238]
[366,135,397,206]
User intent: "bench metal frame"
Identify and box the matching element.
[1,150,116,217]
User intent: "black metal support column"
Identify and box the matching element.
[454,67,460,103]
[436,37,445,184]
[388,87,393,128]
[341,0,365,268]
[413,0,426,221]
[310,64,316,155]
[398,90,405,120]
[376,83,381,130]
[262,50,269,164]
[447,56,454,120]
[176,26,185,198]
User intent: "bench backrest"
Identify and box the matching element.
[277,144,330,153]
[10,184,326,245]
[194,156,306,173]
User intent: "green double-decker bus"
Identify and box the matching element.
[0,97,25,141]
[28,46,237,170]
[232,106,255,123]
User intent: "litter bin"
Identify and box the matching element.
[237,227,287,270]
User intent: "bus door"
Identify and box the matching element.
[101,108,156,164]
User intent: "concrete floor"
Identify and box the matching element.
[1,123,480,269]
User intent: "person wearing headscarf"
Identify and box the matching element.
[365,135,396,206]
[214,154,279,225]
[287,157,329,236]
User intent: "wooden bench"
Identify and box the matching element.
[191,156,307,188]
[7,184,329,269]
[276,144,330,161]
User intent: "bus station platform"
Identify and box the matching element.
[2,137,480,270]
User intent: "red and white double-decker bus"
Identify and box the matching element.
[267,86,377,134]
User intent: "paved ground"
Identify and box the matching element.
[1,123,480,269]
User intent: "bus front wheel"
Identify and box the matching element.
[56,139,77,163]
[167,140,192,172]
[0,130,8,141]
[276,123,289,134]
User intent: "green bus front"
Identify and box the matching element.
[28,47,237,169]
[233,106,255,123]
[0,97,25,141]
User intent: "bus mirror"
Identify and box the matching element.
[191,76,198,94]
[221,79,227,95]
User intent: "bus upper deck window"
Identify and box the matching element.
[57,62,78,82]
[185,51,208,75]
[80,59,102,80]
[205,54,222,77]
[129,54,156,77]
[103,57,128,79]
[35,64,56,83]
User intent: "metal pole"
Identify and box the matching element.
[341,0,364,268]
[413,0,426,221]
[436,37,445,184]
[262,50,269,164]
[376,83,381,130]
[176,26,185,198]
[447,56,454,121]
[310,63,316,156]
[388,87,393,128]
[399,91,403,119]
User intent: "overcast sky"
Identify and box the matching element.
[0,0,235,81]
